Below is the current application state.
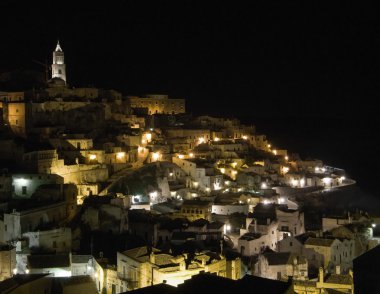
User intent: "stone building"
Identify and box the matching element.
[128,94,185,115]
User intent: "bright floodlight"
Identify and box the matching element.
[116,152,125,159]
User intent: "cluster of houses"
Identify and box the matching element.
[0,42,378,294]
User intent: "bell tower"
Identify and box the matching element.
[51,40,66,83]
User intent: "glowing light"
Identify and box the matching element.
[285,156,289,161]
[232,170,238,175]
[315,167,320,172]
[191,193,198,197]
[149,191,158,198]
[213,182,221,190]
[226,224,231,231]
[214,137,220,142]
[193,182,199,188]
[152,152,160,161]
[116,152,125,159]
[189,153,194,158]
[15,178,28,185]
[13,268,17,275]
[205,187,211,192]
[225,181,230,185]
[282,167,289,174]
[261,182,267,189]
[138,146,144,153]
[322,177,331,185]
[372,223,376,228]
[278,197,285,204]
[94,272,99,278]
[267,144,271,148]
[220,168,225,174]
[89,154,97,160]
[25,269,30,274]
[169,172,173,176]
[273,149,277,155]
[231,162,237,168]
[292,179,298,187]
[198,137,205,144]
[142,139,147,144]
[237,188,243,192]
[321,167,326,173]
[178,154,184,159]
[340,176,346,181]
[242,135,248,140]
[300,178,305,187]
[263,199,270,205]
[146,133,152,141]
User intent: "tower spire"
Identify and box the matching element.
[55,40,63,52]
[51,40,66,84]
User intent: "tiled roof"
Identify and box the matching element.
[305,237,335,247]
[325,273,353,285]
[239,232,262,241]
[121,246,160,262]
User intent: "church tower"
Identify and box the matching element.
[51,40,66,84]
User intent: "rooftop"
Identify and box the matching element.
[239,232,262,241]
[305,237,336,247]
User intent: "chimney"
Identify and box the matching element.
[149,252,155,264]
[348,211,352,224]
[335,265,341,275]
[201,258,206,267]
[349,269,353,278]
[179,259,186,271]
[319,267,324,283]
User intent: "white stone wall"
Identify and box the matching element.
[212,204,248,215]
[23,227,71,253]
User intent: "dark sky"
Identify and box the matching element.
[1,1,379,119]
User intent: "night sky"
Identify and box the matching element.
[1,1,379,118]
[1,1,379,194]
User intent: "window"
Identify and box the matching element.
[290,242,293,246]
[53,241,57,248]
[4,225,7,231]
[58,69,62,74]
[22,186,27,195]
